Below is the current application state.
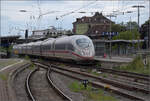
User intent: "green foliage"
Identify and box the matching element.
[0,73,8,81]
[0,45,13,53]
[69,81,91,92]
[87,89,117,101]
[24,55,30,60]
[126,21,139,30]
[69,81,117,101]
[111,24,126,32]
[112,44,118,50]
[140,18,150,39]
[8,45,13,53]
[112,29,140,40]
[29,63,35,70]
[95,62,101,67]
[0,47,7,52]
[114,56,150,74]
[102,74,107,78]
[91,71,100,76]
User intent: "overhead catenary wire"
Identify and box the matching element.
[58,0,98,19]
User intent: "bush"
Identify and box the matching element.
[69,81,117,101]
[25,55,30,60]
[114,56,150,74]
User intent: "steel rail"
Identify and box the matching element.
[51,64,150,94]
[47,68,72,101]
[32,60,149,94]
[33,62,72,101]
[34,62,145,101]
[51,68,145,101]
[25,68,38,101]
[99,67,150,80]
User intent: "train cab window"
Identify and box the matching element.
[76,38,90,48]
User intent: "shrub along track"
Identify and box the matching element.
[97,67,150,85]
[50,61,150,91]
[33,60,150,101]
[26,65,72,101]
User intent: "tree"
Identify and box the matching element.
[111,23,126,32]
[140,19,150,39]
[126,21,139,30]
[112,29,140,40]
[140,18,150,48]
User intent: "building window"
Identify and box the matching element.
[89,18,91,22]
[95,30,98,34]
[104,20,106,23]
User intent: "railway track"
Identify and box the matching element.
[36,60,150,85]
[25,65,72,101]
[33,61,149,101]
[11,63,32,101]
[55,61,150,86]
[98,67,150,82]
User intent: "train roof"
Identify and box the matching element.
[32,41,43,46]
[26,42,35,46]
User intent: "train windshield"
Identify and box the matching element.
[76,38,90,48]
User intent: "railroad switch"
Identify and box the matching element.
[82,79,89,89]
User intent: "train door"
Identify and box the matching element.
[52,39,56,57]
[39,44,42,56]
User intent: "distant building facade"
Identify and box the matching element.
[72,12,113,39]
[29,26,72,39]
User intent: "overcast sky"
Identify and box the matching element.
[1,0,149,37]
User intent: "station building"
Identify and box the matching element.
[72,12,144,57]
[72,12,113,39]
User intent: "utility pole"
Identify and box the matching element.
[147,0,150,48]
[132,5,145,50]
[0,31,1,58]
[106,14,116,59]
[129,16,134,53]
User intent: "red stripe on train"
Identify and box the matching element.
[42,50,94,59]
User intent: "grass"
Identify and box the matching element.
[114,56,150,75]
[24,55,30,60]
[69,81,117,101]
[91,71,100,76]
[28,63,35,70]
[59,63,66,67]
[91,70,108,78]
[0,73,8,81]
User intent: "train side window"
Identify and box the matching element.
[55,43,66,50]
[67,43,74,51]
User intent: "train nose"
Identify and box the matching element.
[81,49,93,57]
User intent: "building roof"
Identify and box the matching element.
[73,12,113,24]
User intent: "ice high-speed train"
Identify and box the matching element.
[13,35,95,64]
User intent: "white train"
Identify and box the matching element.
[13,35,95,64]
